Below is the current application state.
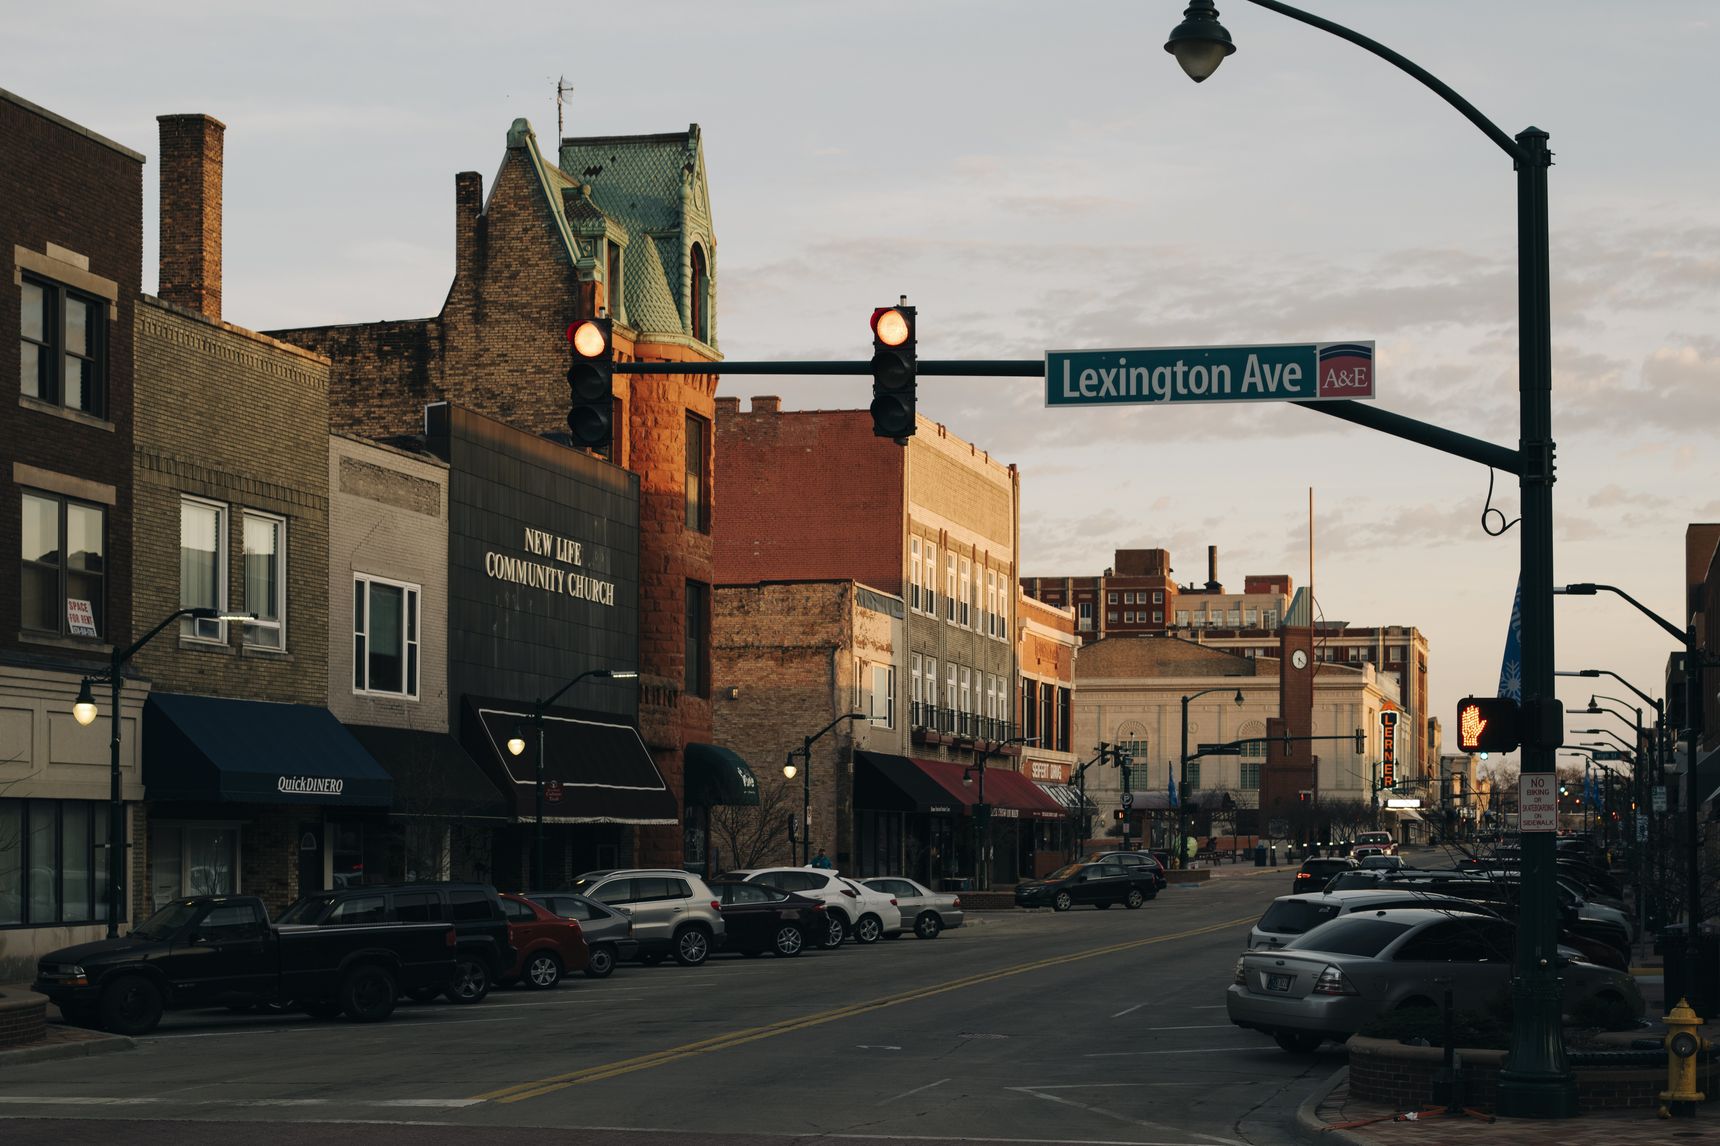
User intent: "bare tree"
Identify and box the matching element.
[708,774,797,871]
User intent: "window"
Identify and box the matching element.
[328,895,387,924]
[20,275,106,417]
[180,497,227,641]
[685,413,710,532]
[149,822,238,908]
[1153,591,1164,604]
[959,666,971,715]
[242,511,285,649]
[20,491,105,639]
[686,580,710,698]
[924,658,936,714]
[945,554,957,622]
[0,799,112,926]
[910,654,921,709]
[1153,611,1163,623]
[1262,609,1278,629]
[986,571,997,635]
[1245,607,1258,626]
[1123,611,1134,624]
[1176,610,1189,625]
[923,543,937,614]
[201,903,266,940]
[946,663,957,711]
[1106,611,1118,623]
[690,243,711,344]
[1057,687,1071,751]
[353,576,421,697]
[1186,760,1201,789]
[871,664,895,728]
[1228,607,1241,626]
[449,890,495,920]
[959,558,971,627]
[606,240,623,323]
[1107,592,1118,604]
[1079,602,1092,619]
[393,892,443,922]
[909,539,922,611]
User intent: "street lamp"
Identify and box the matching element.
[1178,688,1243,870]
[72,605,253,937]
[1168,2,1569,1115]
[965,735,1037,889]
[507,667,639,889]
[783,713,866,867]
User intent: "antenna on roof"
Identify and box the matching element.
[556,76,575,143]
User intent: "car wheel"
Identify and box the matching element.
[914,912,943,940]
[98,975,163,1037]
[1125,889,1146,909]
[772,925,805,957]
[445,957,491,1004]
[821,914,847,948]
[405,986,443,1003]
[854,914,884,944]
[340,964,399,1022]
[1052,891,1073,912]
[673,925,711,966]
[583,943,616,979]
[523,951,562,990]
[1274,1031,1324,1054]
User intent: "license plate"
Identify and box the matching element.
[1266,973,1293,992]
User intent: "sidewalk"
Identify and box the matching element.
[0,984,133,1068]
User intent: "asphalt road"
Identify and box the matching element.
[0,869,1337,1145]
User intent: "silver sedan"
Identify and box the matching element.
[1226,907,1643,1054]
[862,877,964,939]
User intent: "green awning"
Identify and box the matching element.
[685,742,760,806]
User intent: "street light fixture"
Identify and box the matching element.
[1178,688,1244,870]
[507,667,639,889]
[784,713,866,867]
[1167,2,1568,1115]
[72,605,253,937]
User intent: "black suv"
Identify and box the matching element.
[1290,856,1359,894]
[1084,851,1168,890]
[276,882,513,1003]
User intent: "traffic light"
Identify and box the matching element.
[1455,696,1521,754]
[566,317,614,449]
[1113,808,1127,822]
[869,303,917,440]
[1297,790,1311,803]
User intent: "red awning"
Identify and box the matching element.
[905,756,1067,821]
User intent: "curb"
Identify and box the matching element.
[0,1032,135,1069]
[1294,1065,1372,1146]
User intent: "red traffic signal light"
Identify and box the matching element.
[1113,808,1126,822]
[1456,696,1521,754]
[869,304,917,441]
[566,317,614,449]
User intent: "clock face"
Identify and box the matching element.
[1291,650,1309,670]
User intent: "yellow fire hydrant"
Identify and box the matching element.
[1659,997,1708,1119]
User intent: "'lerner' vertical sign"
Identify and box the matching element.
[1045,341,1374,407]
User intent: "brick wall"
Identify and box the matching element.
[156,114,223,322]
[131,297,330,703]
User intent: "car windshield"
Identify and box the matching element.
[1258,899,1341,935]
[1323,872,1382,891]
[1045,864,1084,880]
[1286,916,1413,957]
[275,895,338,924]
[132,900,204,939]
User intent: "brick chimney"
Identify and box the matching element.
[157,114,225,321]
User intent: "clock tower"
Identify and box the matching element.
[1261,624,1316,829]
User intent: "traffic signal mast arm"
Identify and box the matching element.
[1187,730,1365,762]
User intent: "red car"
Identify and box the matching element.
[499,891,589,988]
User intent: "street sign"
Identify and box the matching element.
[1045,341,1374,408]
[1120,791,1134,810]
[545,780,563,804]
[1589,748,1623,762]
[1520,774,1557,833]
[1198,742,1241,755]
[1653,786,1667,812]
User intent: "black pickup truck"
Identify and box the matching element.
[33,895,457,1035]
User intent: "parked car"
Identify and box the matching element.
[1291,856,1359,894]
[1358,854,1405,871]
[717,868,902,946]
[708,881,825,956]
[1227,908,1643,1053]
[1354,830,1398,856]
[1014,861,1159,911]
[275,881,514,1004]
[862,876,964,939]
[1084,851,1168,891]
[565,869,725,966]
[524,891,637,978]
[497,892,589,988]
[32,895,456,1035]
[1248,889,1501,950]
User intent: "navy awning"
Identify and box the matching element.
[855,750,963,816]
[343,725,510,820]
[684,743,760,807]
[462,697,678,825]
[144,694,394,807]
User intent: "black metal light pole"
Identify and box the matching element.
[507,667,638,890]
[1166,0,1569,1114]
[783,713,865,867]
[73,606,250,937]
[1178,688,1243,870]
[967,735,1036,889]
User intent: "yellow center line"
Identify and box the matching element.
[475,913,1256,1104]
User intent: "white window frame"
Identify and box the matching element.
[946,663,957,711]
[241,510,287,650]
[986,570,997,636]
[945,554,957,623]
[871,664,895,728]
[180,495,229,643]
[959,557,972,628]
[353,573,422,700]
[1153,610,1164,623]
[924,543,937,615]
[910,653,922,707]
[1107,591,1118,604]
[959,666,971,715]
[1079,601,1093,620]
[925,657,937,711]
[1153,590,1164,604]
[909,538,922,612]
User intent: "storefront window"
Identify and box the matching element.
[333,821,365,887]
[151,822,239,908]
[0,800,110,927]
[0,802,20,925]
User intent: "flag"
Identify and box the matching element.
[1168,771,1179,809]
[1497,578,1523,702]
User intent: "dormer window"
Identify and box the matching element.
[690,242,709,343]
[606,240,623,322]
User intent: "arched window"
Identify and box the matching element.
[1238,720,1267,790]
[1114,722,1149,792]
[689,243,709,343]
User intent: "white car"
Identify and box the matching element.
[717,867,902,947]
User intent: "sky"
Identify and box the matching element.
[9,1,1717,763]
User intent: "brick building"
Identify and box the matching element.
[0,89,147,974]
[1016,591,1086,872]
[131,114,393,918]
[270,118,724,870]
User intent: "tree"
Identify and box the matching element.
[708,774,797,871]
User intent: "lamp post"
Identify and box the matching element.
[1559,580,1710,1023]
[73,605,252,938]
[781,713,866,867]
[1178,688,1243,870]
[1166,1,1570,1114]
[965,735,1036,889]
[1069,744,1108,860]
[506,667,638,890]
[1582,693,1654,924]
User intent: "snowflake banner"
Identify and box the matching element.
[1497,578,1523,702]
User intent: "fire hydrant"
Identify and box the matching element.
[1658,997,1708,1119]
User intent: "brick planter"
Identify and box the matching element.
[0,990,48,1049]
[1347,1034,1718,1113]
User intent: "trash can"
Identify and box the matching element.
[1254,843,1267,868]
[942,876,973,894]
[1658,924,1720,1019]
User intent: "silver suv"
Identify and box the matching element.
[567,869,725,967]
